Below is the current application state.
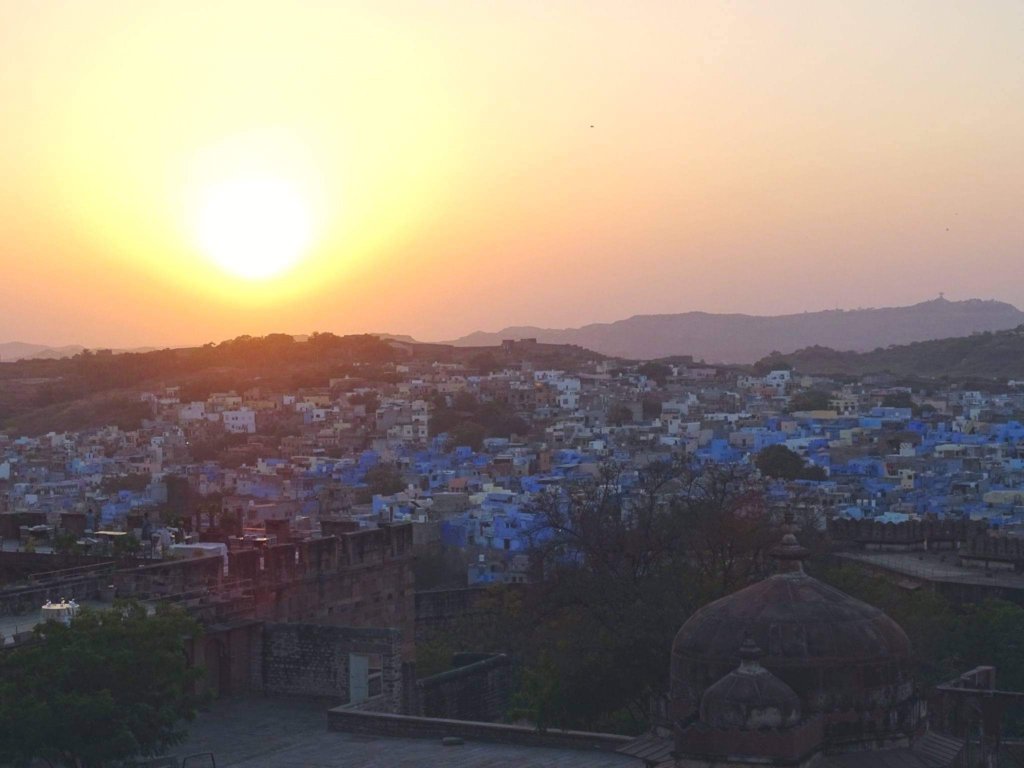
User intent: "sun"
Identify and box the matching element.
[196,177,313,280]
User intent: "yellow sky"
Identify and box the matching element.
[1,1,1022,347]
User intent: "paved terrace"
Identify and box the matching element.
[172,697,639,768]
[836,551,1024,591]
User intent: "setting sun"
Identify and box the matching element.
[195,177,313,280]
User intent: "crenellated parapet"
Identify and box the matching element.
[829,517,987,551]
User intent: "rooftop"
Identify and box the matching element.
[836,551,1024,590]
[172,697,639,768]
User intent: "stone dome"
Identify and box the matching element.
[672,540,917,745]
[699,638,802,730]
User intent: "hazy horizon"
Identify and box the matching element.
[1,294,1018,351]
[2,1,1023,348]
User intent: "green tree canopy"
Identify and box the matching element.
[470,352,502,374]
[448,421,487,451]
[788,389,832,412]
[881,391,924,416]
[820,565,1024,733]
[755,444,805,479]
[364,462,406,497]
[0,602,203,767]
[607,403,633,426]
[430,394,529,442]
[422,461,780,733]
[755,444,825,481]
[637,362,672,386]
[641,394,663,420]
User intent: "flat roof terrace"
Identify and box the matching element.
[172,697,639,768]
[835,551,1024,591]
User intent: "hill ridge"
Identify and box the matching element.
[447,298,1024,362]
[758,325,1024,380]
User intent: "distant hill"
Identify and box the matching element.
[0,342,155,362]
[758,325,1024,380]
[0,342,55,361]
[449,298,1024,363]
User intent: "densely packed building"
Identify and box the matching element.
[5,343,1024,749]
[4,350,1024,577]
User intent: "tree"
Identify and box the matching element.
[98,475,150,499]
[112,533,141,560]
[881,391,914,409]
[800,464,828,481]
[755,445,806,479]
[448,421,486,451]
[752,354,791,375]
[754,445,826,481]
[881,391,926,416]
[641,394,663,421]
[608,403,633,426]
[364,463,405,497]
[430,394,529,442]
[452,391,479,412]
[425,460,778,733]
[0,602,203,767]
[470,352,501,375]
[52,532,83,556]
[637,362,672,386]
[162,473,195,527]
[788,389,832,412]
[820,564,1024,731]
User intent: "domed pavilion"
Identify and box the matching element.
[671,531,921,756]
[615,522,962,768]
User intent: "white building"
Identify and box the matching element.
[223,409,257,434]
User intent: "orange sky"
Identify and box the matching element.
[1,1,1022,348]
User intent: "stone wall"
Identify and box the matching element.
[188,620,263,699]
[962,535,1024,570]
[414,586,491,642]
[831,518,1024,574]
[829,518,986,551]
[0,552,128,585]
[415,586,489,622]
[260,623,403,711]
[112,554,223,599]
[0,524,417,708]
[227,525,416,661]
[416,653,512,721]
[1,525,415,657]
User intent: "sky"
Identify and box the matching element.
[1,1,1022,348]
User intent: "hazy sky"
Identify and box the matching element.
[1,1,1022,347]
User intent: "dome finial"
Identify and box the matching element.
[738,633,764,672]
[739,633,762,660]
[771,510,808,572]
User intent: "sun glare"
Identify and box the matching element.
[196,178,313,280]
